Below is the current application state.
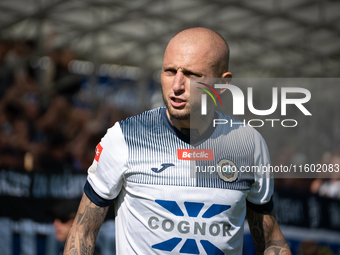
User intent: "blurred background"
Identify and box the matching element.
[0,0,340,254]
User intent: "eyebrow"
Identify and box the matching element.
[163,66,204,77]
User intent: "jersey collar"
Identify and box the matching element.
[160,107,217,146]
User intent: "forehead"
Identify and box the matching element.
[162,39,216,73]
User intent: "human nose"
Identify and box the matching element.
[172,71,185,92]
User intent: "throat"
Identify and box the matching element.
[180,128,200,139]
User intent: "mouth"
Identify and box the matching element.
[170,97,186,108]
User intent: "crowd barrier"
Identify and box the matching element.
[1,169,340,255]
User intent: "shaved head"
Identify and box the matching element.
[165,27,230,76]
[161,27,232,122]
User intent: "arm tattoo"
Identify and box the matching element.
[64,193,109,255]
[246,208,292,255]
[265,242,291,255]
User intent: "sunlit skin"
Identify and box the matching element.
[161,28,232,135]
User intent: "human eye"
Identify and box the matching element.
[163,68,176,75]
[185,71,202,78]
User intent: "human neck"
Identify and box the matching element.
[166,109,214,137]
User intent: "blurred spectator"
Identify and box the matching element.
[0,89,28,170]
[69,121,105,172]
[0,41,116,174]
[0,40,14,98]
[273,145,312,194]
[50,199,102,255]
[37,132,73,173]
[300,240,318,255]
[48,47,82,100]
[311,154,340,199]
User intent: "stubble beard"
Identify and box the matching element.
[162,94,190,120]
[162,92,203,121]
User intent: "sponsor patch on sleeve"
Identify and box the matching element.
[89,143,103,174]
[94,143,103,162]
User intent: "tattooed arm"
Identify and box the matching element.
[63,193,109,255]
[246,207,291,255]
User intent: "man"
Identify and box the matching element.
[64,27,291,255]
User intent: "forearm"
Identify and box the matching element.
[264,240,291,255]
[250,226,291,255]
[64,193,109,255]
[64,226,96,255]
[247,208,291,255]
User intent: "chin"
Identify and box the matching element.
[163,96,191,120]
[168,106,190,120]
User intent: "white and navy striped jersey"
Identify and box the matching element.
[85,107,273,255]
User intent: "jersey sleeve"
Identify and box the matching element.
[246,129,274,214]
[85,121,128,206]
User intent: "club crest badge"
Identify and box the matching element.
[217,159,238,182]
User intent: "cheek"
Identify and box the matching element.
[161,76,173,93]
[190,88,203,102]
